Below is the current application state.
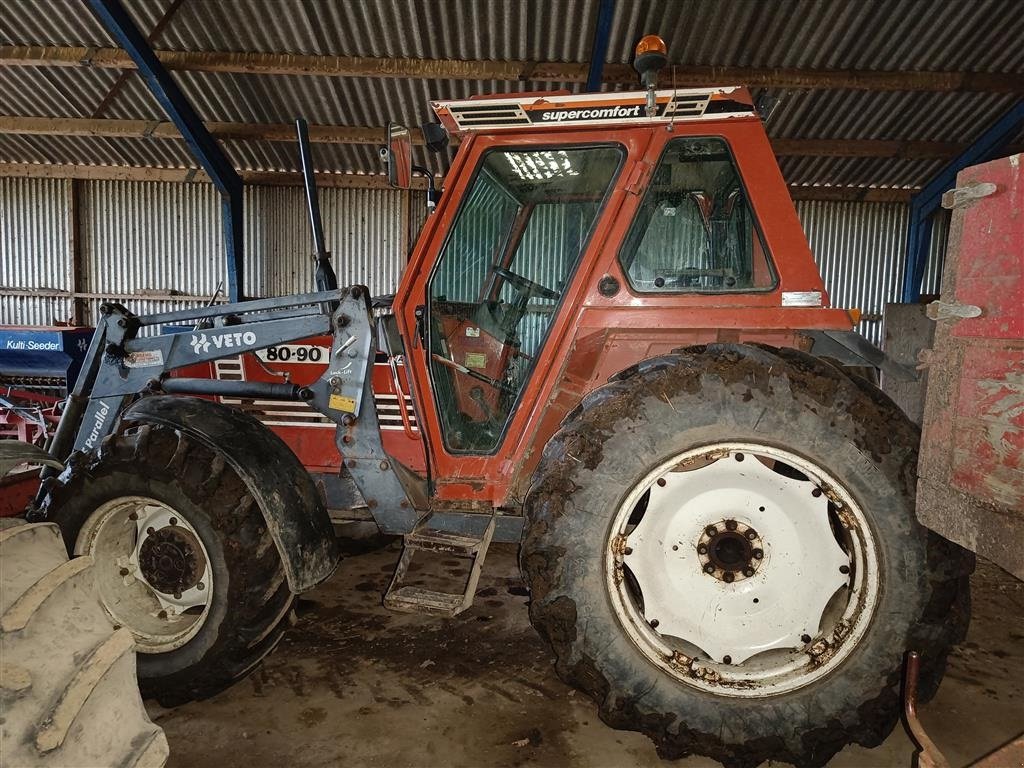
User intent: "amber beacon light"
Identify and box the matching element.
[633,34,668,116]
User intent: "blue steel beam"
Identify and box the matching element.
[87,0,246,301]
[902,99,1024,302]
[585,0,616,92]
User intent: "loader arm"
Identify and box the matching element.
[47,288,372,459]
[31,285,414,587]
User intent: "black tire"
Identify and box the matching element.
[1,520,169,767]
[38,423,295,706]
[521,343,971,768]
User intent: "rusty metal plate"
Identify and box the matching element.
[917,153,1024,580]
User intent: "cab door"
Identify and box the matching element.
[392,132,631,502]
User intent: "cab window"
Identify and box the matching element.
[428,146,622,453]
[619,137,776,293]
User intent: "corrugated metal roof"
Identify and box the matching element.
[607,0,1024,72]
[2,0,1022,184]
[0,132,194,168]
[8,0,1022,73]
[0,65,129,118]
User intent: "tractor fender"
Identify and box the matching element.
[121,395,340,593]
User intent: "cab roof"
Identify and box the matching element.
[432,86,756,135]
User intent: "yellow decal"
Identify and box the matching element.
[328,394,356,413]
[464,352,487,369]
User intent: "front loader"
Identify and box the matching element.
[26,35,970,767]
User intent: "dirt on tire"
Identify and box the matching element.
[521,342,972,768]
[0,519,169,767]
[38,423,296,706]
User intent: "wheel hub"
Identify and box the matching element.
[607,443,879,697]
[138,525,205,597]
[75,496,214,653]
[698,519,763,583]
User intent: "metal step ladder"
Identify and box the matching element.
[383,515,497,617]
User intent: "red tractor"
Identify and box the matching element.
[12,36,969,768]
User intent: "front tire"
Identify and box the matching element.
[521,343,971,768]
[40,423,295,706]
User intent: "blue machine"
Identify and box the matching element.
[0,327,96,393]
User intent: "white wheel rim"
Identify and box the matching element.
[75,496,213,653]
[605,443,880,697]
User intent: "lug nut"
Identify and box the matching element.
[801,634,812,644]
[656,478,667,487]
[839,565,850,574]
[812,488,823,497]
[722,655,732,664]
[703,563,716,574]
[697,544,708,555]
[745,529,757,540]
[752,549,763,560]
[197,582,205,590]
[742,567,755,577]
[146,527,155,535]
[119,567,130,576]
[169,517,178,526]
[624,546,633,556]
[671,545,678,551]
[649,619,659,629]
[725,520,738,531]
[705,525,718,537]
[128,511,138,521]
[723,572,735,583]
[157,610,167,619]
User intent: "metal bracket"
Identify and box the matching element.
[803,329,919,382]
[925,300,982,322]
[941,181,997,210]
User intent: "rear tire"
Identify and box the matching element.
[521,343,971,768]
[1,520,168,767]
[39,423,295,706]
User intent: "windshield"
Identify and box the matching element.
[428,145,623,453]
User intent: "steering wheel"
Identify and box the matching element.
[494,266,559,301]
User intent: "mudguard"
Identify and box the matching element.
[122,395,340,593]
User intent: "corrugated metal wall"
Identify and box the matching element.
[82,180,227,298]
[1,178,947,345]
[0,180,408,326]
[795,200,946,344]
[0,177,71,325]
[245,186,406,299]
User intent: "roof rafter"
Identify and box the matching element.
[1,45,1021,93]
[0,115,412,144]
[4,116,1008,159]
[0,161,914,200]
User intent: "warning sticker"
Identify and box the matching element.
[124,349,165,368]
[328,393,356,413]
[464,352,487,369]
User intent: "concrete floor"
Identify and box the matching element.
[152,542,1024,768]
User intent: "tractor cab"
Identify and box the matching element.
[384,83,851,504]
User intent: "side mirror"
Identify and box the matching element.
[421,122,449,154]
[384,122,413,189]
